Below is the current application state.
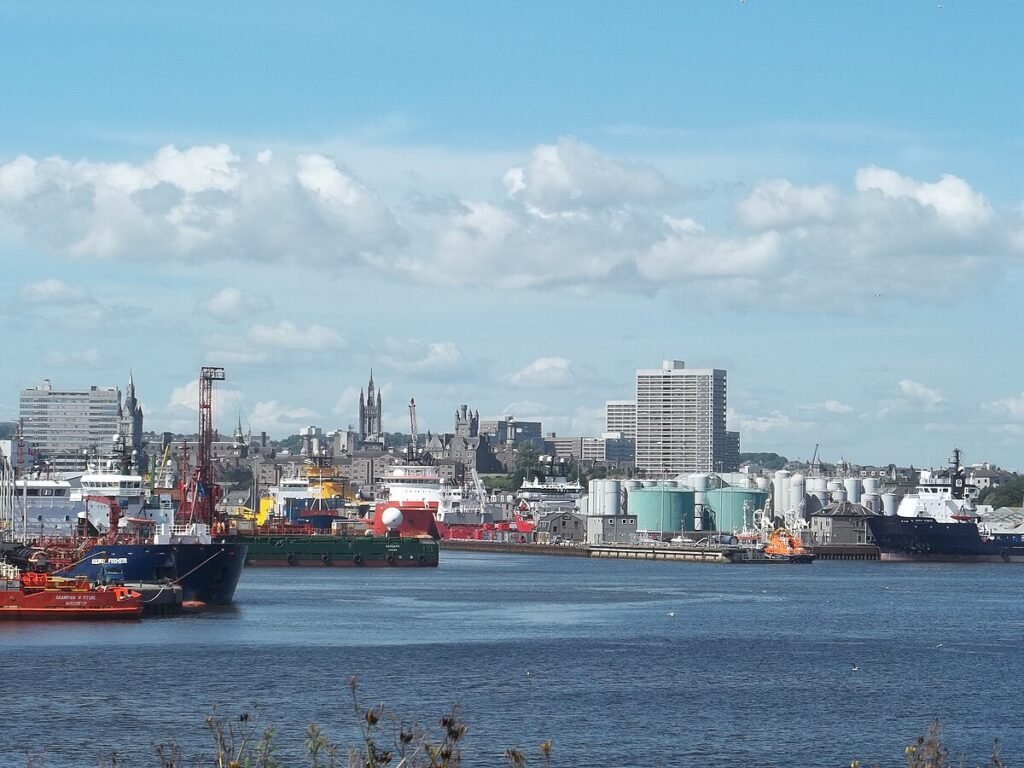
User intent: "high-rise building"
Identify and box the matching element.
[19,380,122,473]
[604,400,637,440]
[634,360,733,476]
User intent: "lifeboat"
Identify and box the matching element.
[763,529,816,563]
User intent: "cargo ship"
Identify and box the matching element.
[1,566,143,620]
[865,449,1024,562]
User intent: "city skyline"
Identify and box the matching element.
[2,3,1023,469]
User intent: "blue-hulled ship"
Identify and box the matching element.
[866,449,1024,562]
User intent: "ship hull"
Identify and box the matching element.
[61,543,247,605]
[232,535,439,568]
[867,516,1024,562]
[1,585,143,620]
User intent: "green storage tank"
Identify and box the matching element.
[702,488,769,532]
[626,488,695,534]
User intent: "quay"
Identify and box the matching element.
[129,582,184,615]
[441,539,881,563]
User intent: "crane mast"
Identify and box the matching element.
[408,398,418,462]
[180,366,226,525]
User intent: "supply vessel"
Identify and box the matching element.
[1,566,143,620]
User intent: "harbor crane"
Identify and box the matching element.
[408,398,418,462]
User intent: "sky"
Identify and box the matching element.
[2,1,1023,470]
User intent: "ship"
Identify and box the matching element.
[1,564,143,620]
[221,463,439,567]
[865,449,1024,562]
[762,528,816,563]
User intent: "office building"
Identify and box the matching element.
[19,380,122,473]
[634,360,733,476]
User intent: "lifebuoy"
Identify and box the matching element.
[321,554,331,565]
[286,553,297,565]
[386,554,395,565]
[353,554,363,565]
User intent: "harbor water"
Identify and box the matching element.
[1,552,1023,767]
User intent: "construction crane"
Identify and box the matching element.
[810,443,820,474]
[179,366,226,526]
[408,398,418,462]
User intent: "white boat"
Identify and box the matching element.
[378,464,497,526]
[518,475,585,513]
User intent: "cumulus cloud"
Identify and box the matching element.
[167,378,244,414]
[44,348,100,367]
[247,321,343,351]
[3,140,1023,308]
[508,357,574,388]
[798,399,855,414]
[380,340,463,373]
[21,279,87,304]
[249,400,319,434]
[200,286,260,321]
[983,393,1024,420]
[898,379,946,408]
[0,145,402,264]
[734,410,811,434]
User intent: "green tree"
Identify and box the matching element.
[512,443,539,490]
[981,476,1024,508]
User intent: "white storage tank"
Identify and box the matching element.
[755,477,771,492]
[578,495,589,517]
[833,488,848,503]
[604,480,622,517]
[827,480,842,493]
[789,473,806,516]
[844,477,862,504]
[773,470,791,517]
[588,479,605,517]
[688,473,711,492]
[882,492,900,516]
[862,493,879,514]
[862,477,881,496]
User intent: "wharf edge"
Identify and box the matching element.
[440,540,880,561]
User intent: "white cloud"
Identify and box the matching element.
[21,279,87,304]
[204,349,269,366]
[0,145,402,264]
[247,321,343,351]
[898,379,945,408]
[3,141,1022,309]
[799,399,854,414]
[380,340,463,373]
[167,379,244,414]
[249,400,320,435]
[984,393,1024,420]
[509,357,574,388]
[200,287,259,321]
[44,348,100,367]
[332,385,362,419]
[735,410,811,434]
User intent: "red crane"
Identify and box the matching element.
[179,366,226,526]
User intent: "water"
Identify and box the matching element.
[2,553,1023,767]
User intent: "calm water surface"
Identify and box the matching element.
[1,552,1023,767]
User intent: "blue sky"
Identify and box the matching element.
[2,1,1023,469]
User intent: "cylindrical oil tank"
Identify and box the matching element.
[688,473,711,493]
[604,480,622,517]
[833,488,848,503]
[827,480,842,493]
[624,480,643,491]
[628,488,695,534]
[862,477,881,496]
[578,495,589,517]
[861,493,879,514]
[882,492,900,516]
[789,473,806,515]
[773,470,790,517]
[755,477,770,492]
[844,477,862,503]
[588,479,605,517]
[702,488,770,532]
[658,480,679,488]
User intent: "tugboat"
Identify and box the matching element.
[762,528,816,563]
[1,566,143,620]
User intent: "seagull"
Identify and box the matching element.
[667,611,676,617]
[935,643,944,648]
[851,665,860,672]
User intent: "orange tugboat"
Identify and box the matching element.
[0,569,143,620]
[763,529,816,563]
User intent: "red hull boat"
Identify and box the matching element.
[0,571,143,620]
